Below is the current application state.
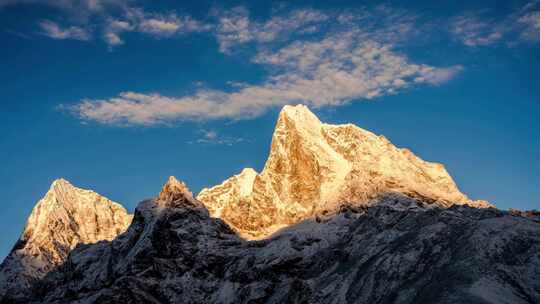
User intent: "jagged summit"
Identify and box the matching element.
[157,176,198,208]
[47,178,77,199]
[50,177,68,187]
[279,104,322,126]
[198,104,493,239]
[0,178,132,301]
[273,105,327,151]
[199,169,257,218]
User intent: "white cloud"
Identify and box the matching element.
[2,0,129,23]
[188,129,245,146]
[139,16,180,36]
[102,19,132,45]
[214,6,253,53]
[519,11,540,41]
[451,1,540,46]
[450,14,503,46]
[100,9,212,47]
[0,0,125,11]
[66,28,462,125]
[103,31,122,45]
[5,0,211,47]
[215,7,328,53]
[520,11,540,28]
[38,20,90,40]
[202,130,218,140]
[253,9,328,42]
[137,14,210,37]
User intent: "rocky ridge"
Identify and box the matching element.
[31,179,540,304]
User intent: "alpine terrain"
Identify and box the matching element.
[1,105,538,304]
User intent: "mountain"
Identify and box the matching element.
[198,104,492,239]
[0,179,132,302]
[1,104,538,304]
[33,178,540,304]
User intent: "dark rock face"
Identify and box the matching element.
[6,193,540,304]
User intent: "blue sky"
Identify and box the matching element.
[1,0,540,260]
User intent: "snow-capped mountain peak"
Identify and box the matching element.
[198,104,493,239]
[0,178,132,301]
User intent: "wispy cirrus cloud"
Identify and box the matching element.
[65,25,462,125]
[3,0,212,47]
[101,9,211,47]
[38,20,90,40]
[214,6,329,53]
[6,2,540,127]
[187,129,246,146]
[0,0,126,12]
[450,1,540,47]
[102,19,132,46]
[138,17,181,36]
[62,4,463,125]
[137,14,210,37]
[519,11,540,41]
[450,14,504,47]
[96,6,214,47]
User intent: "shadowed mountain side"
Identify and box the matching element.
[19,180,540,304]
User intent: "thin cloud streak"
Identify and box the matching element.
[101,8,212,47]
[38,20,90,40]
[450,1,540,47]
[187,129,246,146]
[5,0,213,47]
[450,14,503,47]
[215,7,329,53]
[519,11,540,41]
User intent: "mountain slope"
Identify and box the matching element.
[0,179,132,302]
[198,104,492,239]
[35,179,540,304]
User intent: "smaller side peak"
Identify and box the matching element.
[158,176,197,207]
[239,168,258,177]
[161,176,191,196]
[236,168,257,197]
[165,176,183,187]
